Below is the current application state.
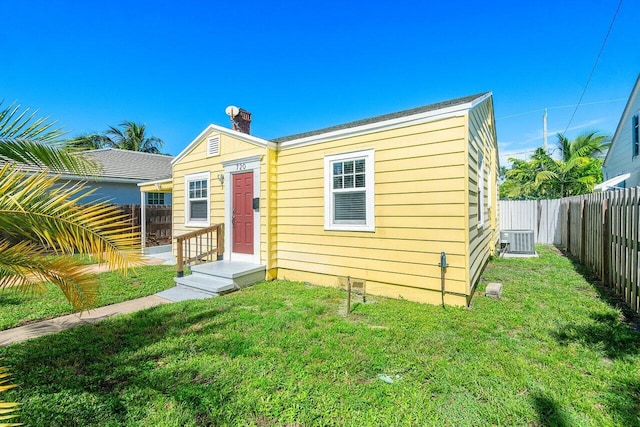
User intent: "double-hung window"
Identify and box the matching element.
[633,114,639,157]
[185,172,209,226]
[324,149,375,231]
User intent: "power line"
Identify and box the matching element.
[496,98,626,120]
[563,0,624,133]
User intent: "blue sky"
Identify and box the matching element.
[1,0,638,164]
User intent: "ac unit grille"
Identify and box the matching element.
[500,230,535,254]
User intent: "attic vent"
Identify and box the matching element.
[207,135,220,157]
[500,230,535,254]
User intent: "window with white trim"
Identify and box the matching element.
[185,172,209,226]
[478,152,485,227]
[147,192,165,205]
[324,149,375,231]
[633,114,639,157]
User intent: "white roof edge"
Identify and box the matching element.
[593,172,631,192]
[85,147,174,159]
[52,173,144,184]
[172,124,272,165]
[137,177,172,187]
[470,91,493,108]
[278,94,489,150]
[603,74,640,167]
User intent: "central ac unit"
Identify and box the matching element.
[500,230,535,254]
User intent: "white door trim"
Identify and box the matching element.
[222,155,262,264]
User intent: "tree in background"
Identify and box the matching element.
[68,120,165,154]
[105,120,165,153]
[500,131,609,200]
[66,132,111,150]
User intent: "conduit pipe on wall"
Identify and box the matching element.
[438,252,448,307]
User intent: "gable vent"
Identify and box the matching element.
[207,135,220,157]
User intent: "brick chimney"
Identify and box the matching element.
[225,106,252,134]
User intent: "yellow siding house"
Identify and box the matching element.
[167,93,499,306]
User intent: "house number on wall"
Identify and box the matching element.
[236,163,247,171]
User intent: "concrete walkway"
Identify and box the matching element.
[0,295,170,347]
[0,253,179,347]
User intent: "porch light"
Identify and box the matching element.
[217,173,224,185]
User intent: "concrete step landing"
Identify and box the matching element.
[157,261,266,302]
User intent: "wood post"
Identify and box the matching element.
[631,188,639,312]
[176,238,184,277]
[566,202,571,253]
[217,223,224,260]
[602,198,609,287]
[347,276,352,315]
[580,199,586,263]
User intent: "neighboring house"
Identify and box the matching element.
[6,148,173,205]
[599,74,640,191]
[159,93,499,306]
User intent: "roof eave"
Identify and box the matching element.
[55,173,151,184]
[137,177,172,187]
[278,93,490,150]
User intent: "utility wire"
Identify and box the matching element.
[563,0,624,133]
[496,98,626,120]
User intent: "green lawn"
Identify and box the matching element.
[1,246,639,426]
[0,265,176,330]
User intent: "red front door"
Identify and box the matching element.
[232,171,254,254]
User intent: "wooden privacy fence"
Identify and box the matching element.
[561,189,640,314]
[502,190,640,314]
[116,204,172,246]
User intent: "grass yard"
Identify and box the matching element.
[1,246,639,426]
[0,265,176,330]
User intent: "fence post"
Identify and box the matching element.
[580,199,586,263]
[602,198,609,287]
[176,238,184,277]
[566,203,571,253]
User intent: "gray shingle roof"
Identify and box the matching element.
[272,92,488,143]
[0,148,173,182]
[84,149,173,181]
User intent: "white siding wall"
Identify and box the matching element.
[604,77,640,185]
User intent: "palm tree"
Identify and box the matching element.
[536,132,608,197]
[104,120,164,153]
[66,132,111,150]
[0,101,141,310]
[555,131,608,162]
[501,132,609,200]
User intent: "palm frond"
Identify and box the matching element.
[0,102,95,175]
[534,170,558,184]
[0,367,20,427]
[0,240,100,310]
[0,139,95,175]
[0,102,63,142]
[0,165,142,279]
